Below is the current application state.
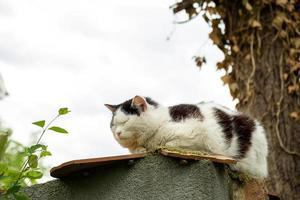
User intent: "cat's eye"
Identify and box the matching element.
[116,119,129,125]
[120,120,128,124]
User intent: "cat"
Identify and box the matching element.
[105,95,268,178]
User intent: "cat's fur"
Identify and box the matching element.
[105,96,268,178]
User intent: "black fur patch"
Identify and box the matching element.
[120,99,140,116]
[232,115,255,159]
[145,97,159,107]
[110,112,116,128]
[214,108,233,142]
[119,97,158,116]
[109,99,141,127]
[169,104,203,122]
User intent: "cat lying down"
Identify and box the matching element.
[105,95,268,178]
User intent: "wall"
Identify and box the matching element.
[24,155,231,200]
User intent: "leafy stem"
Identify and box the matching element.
[5,107,70,198]
[35,114,59,145]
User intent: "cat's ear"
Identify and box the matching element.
[132,95,147,112]
[105,104,118,112]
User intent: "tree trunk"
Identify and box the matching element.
[226,7,300,200]
[173,1,300,198]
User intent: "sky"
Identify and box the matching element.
[0,0,235,181]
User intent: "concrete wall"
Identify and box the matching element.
[24,155,231,200]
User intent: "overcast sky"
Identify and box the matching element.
[0,0,235,181]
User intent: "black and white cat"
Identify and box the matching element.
[105,95,268,178]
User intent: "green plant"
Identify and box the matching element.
[0,107,70,200]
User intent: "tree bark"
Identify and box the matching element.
[225,5,300,199]
[173,1,300,198]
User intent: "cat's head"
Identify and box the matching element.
[105,95,159,148]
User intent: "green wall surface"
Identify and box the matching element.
[24,155,231,200]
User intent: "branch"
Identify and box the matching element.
[275,53,300,157]
[244,32,257,103]
[170,0,197,14]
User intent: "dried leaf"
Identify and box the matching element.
[229,83,238,92]
[195,56,206,69]
[229,83,239,99]
[230,36,238,44]
[291,62,300,72]
[245,54,251,60]
[290,112,299,121]
[232,45,240,53]
[185,7,197,19]
[207,7,217,15]
[289,48,300,56]
[272,12,289,30]
[242,0,253,11]
[283,73,289,80]
[211,19,221,28]
[209,29,222,45]
[288,84,299,93]
[251,20,262,29]
[221,74,234,85]
[287,57,294,65]
[291,37,300,48]
[276,0,288,6]
[245,2,253,11]
[217,62,227,70]
[279,30,287,38]
[287,3,294,12]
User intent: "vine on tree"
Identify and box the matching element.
[171,0,300,107]
[171,0,300,156]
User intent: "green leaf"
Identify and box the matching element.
[48,126,68,134]
[29,144,47,153]
[40,151,52,158]
[0,133,9,160]
[58,107,70,115]
[32,120,45,128]
[13,192,31,200]
[25,170,43,179]
[28,155,38,168]
[6,185,21,194]
[0,175,8,180]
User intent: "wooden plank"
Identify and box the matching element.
[50,153,146,178]
[51,148,236,179]
[160,148,237,164]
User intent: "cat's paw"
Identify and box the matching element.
[131,148,147,154]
